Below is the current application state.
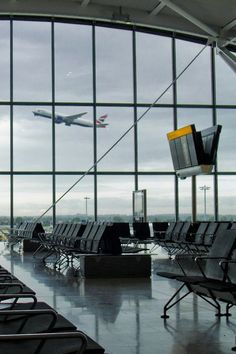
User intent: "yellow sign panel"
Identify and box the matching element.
[167,125,193,141]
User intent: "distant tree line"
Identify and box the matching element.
[0,213,235,227]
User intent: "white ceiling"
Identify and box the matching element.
[0,0,236,48]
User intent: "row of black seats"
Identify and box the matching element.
[34,222,122,269]
[10,221,236,257]
[156,228,236,351]
[0,264,105,353]
[8,220,167,246]
[112,222,164,253]
[34,221,164,267]
[114,221,236,256]
[155,220,236,255]
[112,222,153,241]
[8,222,44,247]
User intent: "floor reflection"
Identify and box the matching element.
[0,244,236,354]
[165,319,224,354]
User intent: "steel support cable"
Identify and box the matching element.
[34,42,208,223]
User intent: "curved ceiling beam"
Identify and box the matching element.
[149,3,166,17]
[81,0,91,8]
[221,18,236,33]
[217,46,236,73]
[160,0,218,37]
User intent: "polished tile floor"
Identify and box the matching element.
[0,243,236,354]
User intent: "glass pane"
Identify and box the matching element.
[218,176,236,220]
[196,175,214,221]
[217,109,236,171]
[97,176,134,221]
[0,106,10,171]
[14,176,52,222]
[179,175,214,221]
[56,175,94,222]
[0,21,10,101]
[13,106,52,171]
[138,175,175,221]
[215,51,236,104]
[178,178,191,220]
[0,176,10,227]
[55,23,93,102]
[96,107,134,171]
[13,21,51,101]
[55,106,93,171]
[177,108,213,130]
[138,108,173,171]
[136,33,172,104]
[176,40,211,104]
[96,27,133,103]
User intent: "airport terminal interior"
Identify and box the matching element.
[0,0,236,353]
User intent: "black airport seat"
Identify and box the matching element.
[132,222,151,241]
[0,331,87,354]
[80,223,101,253]
[0,270,105,354]
[186,222,209,252]
[62,223,86,248]
[169,222,192,248]
[112,222,131,240]
[152,222,169,241]
[160,229,236,318]
[175,221,200,250]
[91,223,122,255]
[113,222,143,253]
[200,221,220,250]
[157,222,185,255]
[155,221,177,248]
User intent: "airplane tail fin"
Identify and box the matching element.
[96,114,108,127]
[98,114,108,122]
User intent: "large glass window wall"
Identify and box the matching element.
[0,17,235,227]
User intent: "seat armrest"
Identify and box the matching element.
[195,256,229,278]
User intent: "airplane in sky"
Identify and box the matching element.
[32,109,108,128]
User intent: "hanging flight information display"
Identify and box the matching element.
[167,124,222,179]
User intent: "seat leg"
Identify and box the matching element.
[225,303,233,317]
[197,293,222,317]
[161,283,192,319]
[232,337,236,352]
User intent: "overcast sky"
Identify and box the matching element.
[0,20,235,218]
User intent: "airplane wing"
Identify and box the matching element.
[63,112,87,125]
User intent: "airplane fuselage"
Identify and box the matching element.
[71,118,93,127]
[33,110,63,124]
